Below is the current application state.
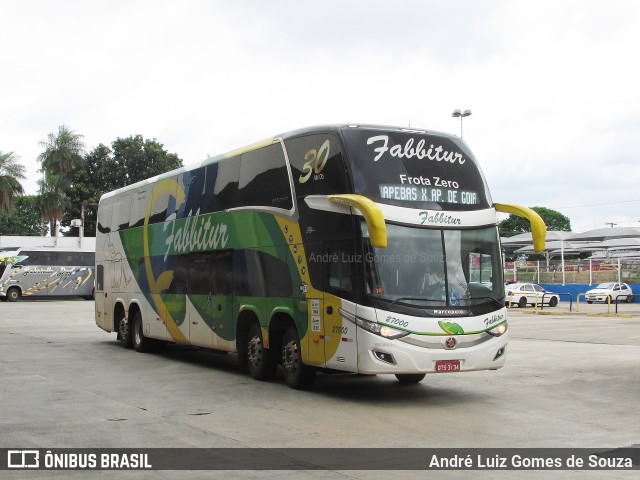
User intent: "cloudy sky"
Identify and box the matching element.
[2,0,639,233]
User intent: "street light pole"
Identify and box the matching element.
[451,109,472,138]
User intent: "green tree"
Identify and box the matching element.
[37,125,86,179]
[110,134,182,186]
[61,136,183,236]
[499,206,571,237]
[0,195,49,235]
[0,151,26,214]
[38,174,69,237]
[37,126,86,237]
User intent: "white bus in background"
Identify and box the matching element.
[0,247,95,302]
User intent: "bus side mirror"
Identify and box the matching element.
[494,203,547,252]
[328,194,388,248]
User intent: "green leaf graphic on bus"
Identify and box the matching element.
[438,321,464,335]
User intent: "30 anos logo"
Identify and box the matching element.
[299,140,330,183]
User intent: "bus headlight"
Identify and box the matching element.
[379,325,409,339]
[343,309,410,340]
[488,322,508,337]
[355,317,410,340]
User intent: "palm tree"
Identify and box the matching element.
[38,125,86,179]
[37,174,68,238]
[0,151,26,214]
[37,125,86,237]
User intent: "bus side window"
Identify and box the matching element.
[129,187,148,228]
[171,254,189,294]
[284,134,350,197]
[111,190,132,231]
[96,264,104,291]
[233,250,252,296]
[326,242,354,293]
[188,253,214,295]
[211,251,233,296]
[254,248,292,297]
[97,197,113,234]
[209,160,239,212]
[149,176,179,225]
[238,143,292,210]
[178,167,207,219]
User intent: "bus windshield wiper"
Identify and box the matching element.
[388,296,441,306]
[469,296,505,308]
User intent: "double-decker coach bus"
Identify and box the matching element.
[95,125,545,389]
[0,247,95,301]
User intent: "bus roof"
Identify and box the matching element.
[100,124,462,201]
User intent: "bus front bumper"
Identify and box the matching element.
[355,328,508,375]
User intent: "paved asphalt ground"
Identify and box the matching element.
[0,299,638,479]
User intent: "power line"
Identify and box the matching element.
[558,198,640,209]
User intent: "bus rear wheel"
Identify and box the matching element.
[395,373,426,384]
[281,325,316,390]
[246,322,277,381]
[132,311,152,353]
[6,287,20,302]
[118,311,133,349]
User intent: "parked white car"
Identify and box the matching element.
[585,283,633,303]
[505,283,560,308]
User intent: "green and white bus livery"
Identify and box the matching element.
[95,125,545,389]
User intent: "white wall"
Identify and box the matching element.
[0,236,96,251]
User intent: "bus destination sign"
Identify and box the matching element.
[345,128,492,211]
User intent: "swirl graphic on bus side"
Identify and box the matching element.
[143,178,189,344]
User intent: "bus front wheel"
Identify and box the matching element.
[246,322,277,381]
[6,287,20,302]
[281,325,316,390]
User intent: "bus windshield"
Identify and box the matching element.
[362,221,504,307]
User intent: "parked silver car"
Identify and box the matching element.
[585,282,633,303]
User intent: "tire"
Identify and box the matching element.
[281,325,316,390]
[246,322,277,381]
[518,297,527,308]
[118,310,133,349]
[395,373,426,384]
[626,295,633,304]
[6,287,20,302]
[587,301,593,304]
[132,311,152,353]
[549,296,558,307]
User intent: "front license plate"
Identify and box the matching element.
[435,360,461,372]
